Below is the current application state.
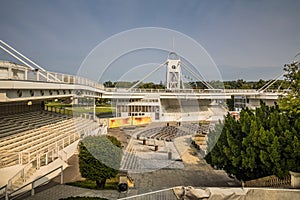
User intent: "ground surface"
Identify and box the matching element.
[21,126,240,200]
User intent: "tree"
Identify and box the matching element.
[79,135,122,188]
[279,61,300,117]
[206,100,300,180]
[206,57,300,181]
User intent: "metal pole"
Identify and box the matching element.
[0,40,45,72]
[127,61,167,91]
[5,186,8,200]
[181,62,214,89]
[93,97,96,120]
[0,40,61,82]
[31,182,35,196]
[60,166,63,184]
[0,44,34,69]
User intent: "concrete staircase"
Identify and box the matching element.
[120,143,140,172]
[10,167,36,191]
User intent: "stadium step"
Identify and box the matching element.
[120,143,140,171]
[11,167,37,191]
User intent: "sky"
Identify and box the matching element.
[0,0,299,82]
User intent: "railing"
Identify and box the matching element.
[7,135,76,194]
[0,185,7,199]
[0,60,104,90]
[118,188,176,200]
[1,61,287,96]
[105,87,285,95]
[7,162,33,191]
[18,131,79,166]
[5,165,63,200]
[58,150,68,163]
[8,133,78,185]
[243,174,291,188]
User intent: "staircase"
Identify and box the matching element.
[120,143,140,172]
[10,167,36,191]
[6,147,68,194]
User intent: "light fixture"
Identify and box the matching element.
[27,100,32,106]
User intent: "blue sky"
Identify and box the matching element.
[0,0,299,81]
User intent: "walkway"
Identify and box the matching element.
[20,127,240,200]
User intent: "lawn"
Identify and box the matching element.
[45,102,115,115]
[66,177,118,190]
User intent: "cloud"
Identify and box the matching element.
[0,0,299,80]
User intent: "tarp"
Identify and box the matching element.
[173,186,249,200]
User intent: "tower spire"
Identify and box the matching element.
[166,52,181,90]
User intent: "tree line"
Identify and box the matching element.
[103,79,288,90]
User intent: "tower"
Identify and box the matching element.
[166,52,181,90]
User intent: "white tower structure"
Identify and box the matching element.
[166,52,181,90]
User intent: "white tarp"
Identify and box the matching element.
[173,186,249,200]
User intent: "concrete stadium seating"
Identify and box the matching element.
[0,111,98,168]
[137,125,190,142]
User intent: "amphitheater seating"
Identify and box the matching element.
[0,111,98,168]
[136,122,215,144]
[179,123,212,135]
[137,125,190,142]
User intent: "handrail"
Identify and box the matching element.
[0,60,105,90]
[6,165,63,200]
[0,184,7,196]
[118,187,174,200]
[7,161,34,191]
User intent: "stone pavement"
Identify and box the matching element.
[21,149,239,200]
[20,126,240,200]
[23,185,130,200]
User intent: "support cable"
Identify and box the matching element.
[257,72,285,92]
[127,61,167,91]
[181,62,214,89]
[0,39,61,82]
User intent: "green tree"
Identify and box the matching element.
[206,101,300,180]
[79,135,122,188]
[279,61,300,116]
[103,81,114,88]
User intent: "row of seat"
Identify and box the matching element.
[161,106,209,113]
[180,123,211,135]
[0,111,98,168]
[0,111,72,139]
[137,126,190,142]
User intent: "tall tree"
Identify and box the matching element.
[279,61,300,117]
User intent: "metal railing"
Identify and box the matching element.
[7,162,33,191]
[0,185,7,199]
[105,87,285,94]
[5,165,63,200]
[118,188,176,200]
[0,60,104,90]
[1,61,286,96]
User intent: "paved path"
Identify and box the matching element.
[21,149,239,200]
[23,185,128,200]
[20,127,240,200]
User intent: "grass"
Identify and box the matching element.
[59,197,108,200]
[66,177,118,190]
[71,106,115,114]
[45,103,115,115]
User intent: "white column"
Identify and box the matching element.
[45,153,48,165]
